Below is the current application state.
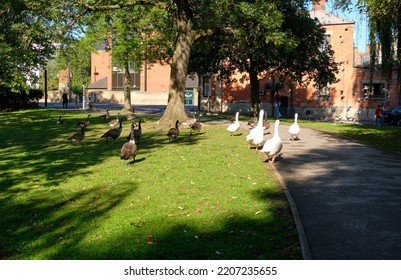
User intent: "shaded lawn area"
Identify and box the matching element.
[0,109,301,260]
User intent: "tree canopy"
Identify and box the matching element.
[189,0,339,113]
[333,0,401,96]
[0,0,56,91]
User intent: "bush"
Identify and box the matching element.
[0,86,44,110]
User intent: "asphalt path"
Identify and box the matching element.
[267,123,401,260]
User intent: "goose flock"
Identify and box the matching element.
[228,110,301,163]
[64,107,301,164]
[65,110,142,163]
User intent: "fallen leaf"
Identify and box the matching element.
[255,211,263,215]
[167,214,174,217]
[146,235,158,244]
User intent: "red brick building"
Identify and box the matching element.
[200,0,400,122]
[86,41,199,106]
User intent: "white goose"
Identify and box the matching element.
[226,112,240,136]
[246,109,265,149]
[289,113,300,140]
[260,119,282,163]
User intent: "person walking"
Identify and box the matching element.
[62,92,68,109]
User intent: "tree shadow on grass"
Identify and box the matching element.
[46,187,301,260]
[0,182,138,259]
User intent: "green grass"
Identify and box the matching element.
[286,119,401,154]
[0,109,300,260]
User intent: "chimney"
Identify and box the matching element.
[313,0,326,11]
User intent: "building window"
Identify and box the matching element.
[315,82,330,98]
[202,74,211,97]
[362,82,385,99]
[111,62,140,91]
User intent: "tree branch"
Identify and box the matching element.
[81,0,166,11]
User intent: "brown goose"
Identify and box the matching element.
[247,112,257,128]
[189,113,201,135]
[167,120,180,141]
[126,106,136,121]
[99,109,110,120]
[68,126,85,142]
[56,116,64,125]
[126,119,144,141]
[101,118,123,144]
[107,113,121,127]
[120,123,138,162]
[77,114,91,127]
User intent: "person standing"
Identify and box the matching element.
[62,92,68,109]
[374,104,384,126]
[274,91,281,119]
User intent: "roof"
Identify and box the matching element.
[309,9,354,26]
[87,77,108,89]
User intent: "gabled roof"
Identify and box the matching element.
[87,77,108,89]
[310,9,354,26]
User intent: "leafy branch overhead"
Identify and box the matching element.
[189,0,339,113]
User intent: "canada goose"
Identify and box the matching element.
[263,119,271,130]
[56,116,64,125]
[133,119,144,141]
[247,112,257,128]
[248,112,270,130]
[120,123,138,162]
[107,113,121,127]
[127,119,144,141]
[246,109,265,149]
[226,112,240,136]
[289,113,300,140]
[101,118,123,144]
[126,106,136,121]
[189,112,202,135]
[167,120,180,141]
[67,126,85,142]
[260,119,282,163]
[77,114,91,127]
[99,109,110,120]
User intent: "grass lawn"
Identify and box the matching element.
[0,108,301,260]
[281,119,401,154]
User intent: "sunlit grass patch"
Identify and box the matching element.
[0,109,300,260]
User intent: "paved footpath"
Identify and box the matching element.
[260,122,401,260]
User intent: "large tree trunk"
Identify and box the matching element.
[397,10,401,105]
[157,2,194,129]
[249,59,260,115]
[123,60,132,111]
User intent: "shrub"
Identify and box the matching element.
[0,86,43,110]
